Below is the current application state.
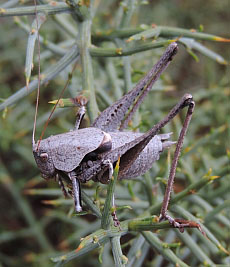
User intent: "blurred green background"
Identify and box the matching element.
[0,0,229,266]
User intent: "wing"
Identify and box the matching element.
[109,132,171,179]
[47,127,105,172]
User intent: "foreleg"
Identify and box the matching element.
[68,171,82,213]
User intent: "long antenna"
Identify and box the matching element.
[36,61,78,151]
[31,1,78,150]
[32,0,40,147]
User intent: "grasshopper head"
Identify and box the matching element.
[33,140,56,180]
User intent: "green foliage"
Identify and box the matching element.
[0,0,229,266]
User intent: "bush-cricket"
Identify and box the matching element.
[33,41,203,233]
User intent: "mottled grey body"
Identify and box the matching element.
[109,132,173,179]
[34,128,105,175]
[33,127,173,181]
[33,43,180,213]
[32,42,201,234]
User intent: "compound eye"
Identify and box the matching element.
[40,153,48,162]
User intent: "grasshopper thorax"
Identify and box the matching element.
[33,128,112,179]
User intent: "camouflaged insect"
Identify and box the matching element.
[33,43,191,214]
[33,42,204,234]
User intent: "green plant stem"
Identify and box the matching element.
[15,17,69,56]
[90,40,172,57]
[202,176,229,201]
[81,190,102,218]
[25,13,47,85]
[32,196,149,210]
[0,2,72,16]
[0,0,23,9]
[115,38,132,93]
[132,242,150,267]
[52,14,78,38]
[141,231,189,267]
[78,10,99,122]
[105,59,123,99]
[49,171,225,264]
[52,220,129,264]
[126,235,145,267]
[0,228,34,244]
[101,160,120,230]
[179,38,227,64]
[65,0,86,22]
[188,195,230,227]
[129,219,172,231]
[0,45,79,112]
[116,0,137,93]
[172,205,228,254]
[204,199,230,224]
[183,124,227,158]
[93,25,230,42]
[38,0,78,37]
[111,236,127,266]
[118,0,137,29]
[149,170,219,215]
[176,231,214,266]
[1,39,226,112]
[143,172,155,205]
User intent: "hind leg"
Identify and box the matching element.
[158,100,204,234]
